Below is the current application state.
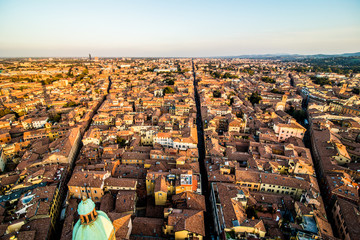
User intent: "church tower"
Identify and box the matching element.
[339,83,347,94]
[73,198,115,240]
[276,93,288,111]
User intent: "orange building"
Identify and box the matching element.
[68,171,110,202]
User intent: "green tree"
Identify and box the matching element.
[164,79,175,85]
[19,86,29,92]
[229,98,234,106]
[249,91,262,105]
[213,90,221,98]
[49,113,62,123]
[241,68,254,76]
[117,136,127,146]
[261,76,276,83]
[163,86,174,94]
[236,110,244,118]
[54,73,63,80]
[0,108,13,118]
[211,71,222,78]
[271,88,284,94]
[222,72,238,79]
[286,106,307,122]
[67,67,73,77]
[63,101,79,108]
[352,88,360,95]
[310,76,332,86]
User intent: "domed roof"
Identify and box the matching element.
[77,198,95,216]
[73,198,115,240]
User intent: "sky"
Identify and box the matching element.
[0,0,359,57]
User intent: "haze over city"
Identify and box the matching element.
[1,1,360,240]
[0,0,360,57]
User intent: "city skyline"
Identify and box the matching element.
[1,1,360,238]
[0,0,360,57]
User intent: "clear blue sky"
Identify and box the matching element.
[0,0,359,57]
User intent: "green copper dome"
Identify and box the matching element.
[77,198,96,216]
[73,198,115,240]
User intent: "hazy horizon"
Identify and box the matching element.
[1,51,360,59]
[1,0,359,57]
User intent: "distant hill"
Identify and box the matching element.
[285,55,360,74]
[222,52,360,60]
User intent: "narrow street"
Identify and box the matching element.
[288,73,295,87]
[192,60,218,239]
[54,76,112,238]
[302,99,338,237]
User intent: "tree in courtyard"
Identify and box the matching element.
[163,87,174,94]
[213,90,221,98]
[249,91,262,105]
